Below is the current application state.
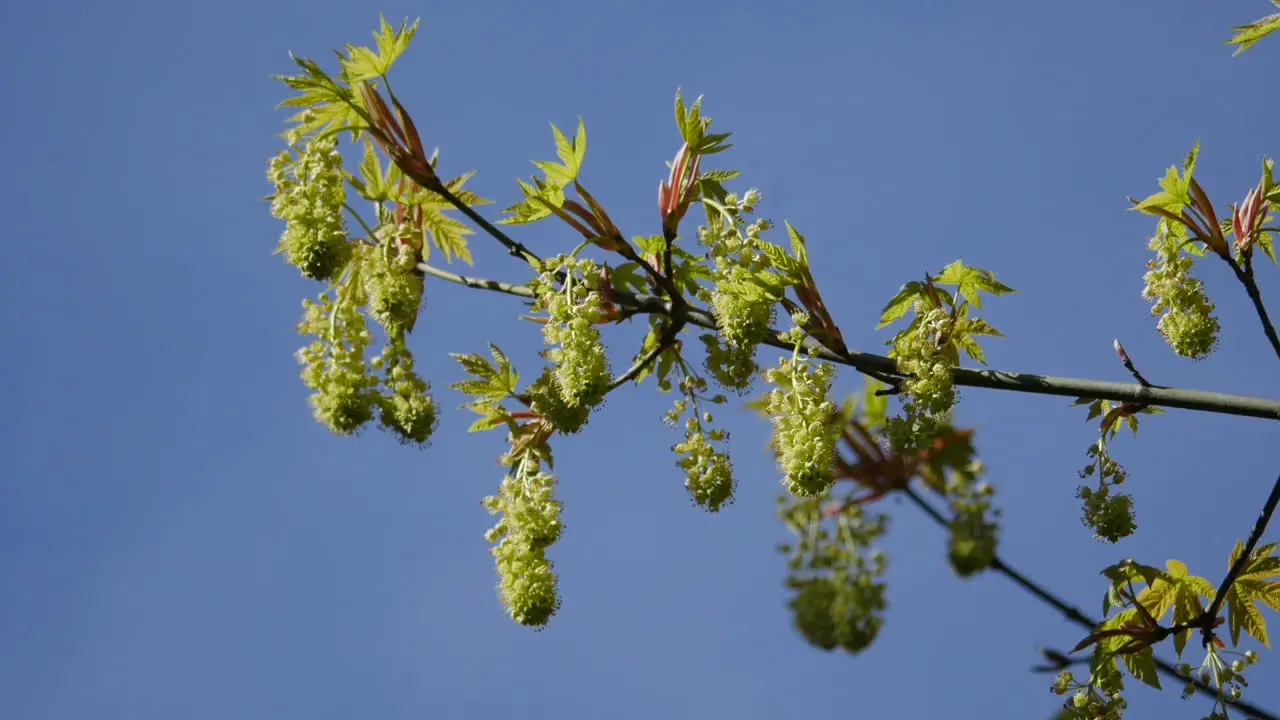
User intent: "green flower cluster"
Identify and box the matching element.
[1175,650,1258,708]
[763,353,840,497]
[887,305,957,452]
[267,136,352,282]
[295,275,438,445]
[672,427,734,511]
[666,375,735,511]
[698,190,775,391]
[1141,224,1220,360]
[1051,652,1128,720]
[526,367,592,435]
[942,463,999,577]
[482,457,563,628]
[365,224,424,334]
[296,293,380,434]
[372,335,439,445]
[1076,439,1135,543]
[532,256,611,410]
[778,491,888,654]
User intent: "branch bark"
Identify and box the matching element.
[418,263,1280,421]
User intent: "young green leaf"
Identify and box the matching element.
[876,282,924,329]
[340,16,419,82]
[861,378,888,429]
[609,263,647,295]
[1120,648,1161,690]
[784,221,810,269]
[934,260,1016,309]
[1226,10,1280,54]
[550,119,587,178]
[756,241,805,284]
[1223,541,1280,646]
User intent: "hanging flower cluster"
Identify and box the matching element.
[482,456,563,627]
[531,255,611,410]
[763,338,841,497]
[267,135,352,282]
[1141,222,1220,360]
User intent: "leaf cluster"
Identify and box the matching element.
[877,259,1014,366]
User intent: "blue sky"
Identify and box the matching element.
[1,1,1277,718]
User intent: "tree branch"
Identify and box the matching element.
[607,318,685,392]
[1226,256,1280,361]
[900,485,1278,720]
[1203,472,1280,639]
[436,184,544,266]
[418,263,1280,421]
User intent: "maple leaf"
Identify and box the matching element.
[1222,541,1280,646]
[1133,559,1214,657]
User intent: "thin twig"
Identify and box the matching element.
[900,485,1278,720]
[418,263,1280,420]
[429,182,544,266]
[1203,472,1280,643]
[606,318,686,391]
[1226,256,1280,360]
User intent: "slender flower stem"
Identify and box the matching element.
[417,263,1280,421]
[901,485,1278,720]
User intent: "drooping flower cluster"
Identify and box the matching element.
[1051,660,1128,720]
[763,349,840,497]
[267,135,353,282]
[665,373,734,511]
[373,335,439,445]
[365,221,425,334]
[941,462,999,577]
[1174,650,1258,709]
[886,304,957,453]
[531,256,611,410]
[296,292,380,434]
[778,491,888,654]
[294,263,437,445]
[1141,222,1220,360]
[482,456,563,628]
[697,190,776,392]
[526,367,593,435]
[1076,439,1135,543]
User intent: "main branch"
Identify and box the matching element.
[418,264,1280,421]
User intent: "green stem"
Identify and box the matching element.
[430,182,544,267]
[1224,255,1280,360]
[606,318,685,392]
[900,485,1278,720]
[342,202,378,239]
[417,263,1280,421]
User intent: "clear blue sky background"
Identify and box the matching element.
[1,1,1277,718]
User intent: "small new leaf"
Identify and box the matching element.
[877,282,924,329]
[784,221,810,269]
[757,241,805,284]
[933,260,1016,309]
[500,177,566,225]
[1227,10,1280,54]
[610,263,647,295]
[341,15,420,82]
[450,345,519,402]
[349,139,403,202]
